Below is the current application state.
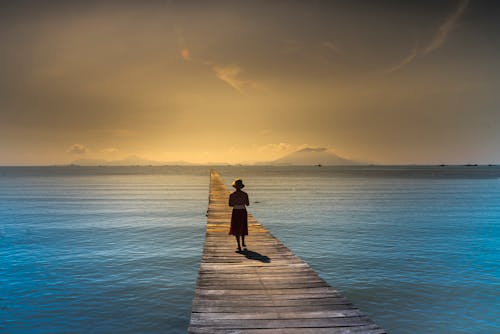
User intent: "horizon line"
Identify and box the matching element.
[0,163,498,167]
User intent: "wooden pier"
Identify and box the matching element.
[188,170,386,334]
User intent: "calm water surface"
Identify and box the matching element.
[1,166,499,333]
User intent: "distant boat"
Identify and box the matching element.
[316,164,322,167]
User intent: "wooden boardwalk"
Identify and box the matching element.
[188,170,386,334]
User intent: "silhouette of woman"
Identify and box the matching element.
[228,178,249,251]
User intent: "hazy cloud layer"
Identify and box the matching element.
[1,0,499,165]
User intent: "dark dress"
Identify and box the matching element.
[228,190,249,236]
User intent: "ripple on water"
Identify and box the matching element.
[1,166,499,333]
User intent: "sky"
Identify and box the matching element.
[1,0,499,165]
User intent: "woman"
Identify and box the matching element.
[228,178,249,251]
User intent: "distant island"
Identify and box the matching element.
[69,147,359,166]
[267,147,359,166]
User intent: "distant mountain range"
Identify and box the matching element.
[70,155,191,166]
[70,148,358,166]
[269,147,358,165]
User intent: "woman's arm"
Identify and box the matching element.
[228,193,234,207]
[245,193,249,206]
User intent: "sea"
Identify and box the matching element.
[0,165,499,334]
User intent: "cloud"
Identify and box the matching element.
[257,143,294,153]
[91,128,137,137]
[421,0,469,55]
[256,143,315,155]
[298,147,328,153]
[386,43,419,73]
[173,25,255,93]
[212,64,264,93]
[388,0,469,72]
[322,41,342,55]
[281,39,304,54]
[213,64,245,93]
[66,143,89,155]
[180,48,190,61]
[101,147,119,154]
[174,25,191,61]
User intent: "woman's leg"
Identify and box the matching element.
[241,236,246,247]
[235,236,241,250]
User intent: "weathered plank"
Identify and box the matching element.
[188,325,386,334]
[188,170,385,333]
[191,305,357,314]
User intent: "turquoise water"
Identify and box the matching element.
[1,166,499,333]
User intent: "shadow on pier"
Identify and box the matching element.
[236,249,271,263]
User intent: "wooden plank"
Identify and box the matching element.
[191,305,357,314]
[194,293,345,301]
[190,310,363,320]
[193,297,351,307]
[189,324,385,334]
[189,317,374,328]
[187,170,385,333]
[195,288,342,296]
